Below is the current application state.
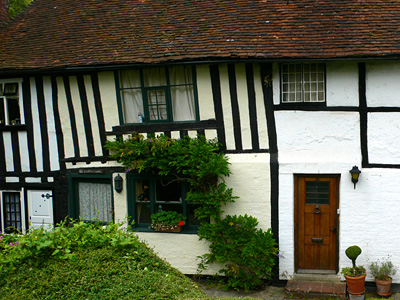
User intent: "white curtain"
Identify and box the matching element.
[169,66,195,121]
[79,182,112,223]
[120,70,143,123]
[120,66,196,123]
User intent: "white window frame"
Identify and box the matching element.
[281,63,325,103]
[0,78,25,126]
[0,189,26,233]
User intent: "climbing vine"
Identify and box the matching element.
[105,133,278,290]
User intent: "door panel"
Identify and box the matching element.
[27,190,54,230]
[295,175,339,271]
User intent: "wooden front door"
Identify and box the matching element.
[295,175,339,272]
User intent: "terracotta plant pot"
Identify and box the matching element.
[346,274,366,295]
[375,276,392,297]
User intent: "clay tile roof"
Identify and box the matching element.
[1,0,400,71]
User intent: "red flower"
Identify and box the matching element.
[178,221,185,226]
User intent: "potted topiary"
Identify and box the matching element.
[369,258,397,296]
[150,211,186,233]
[341,245,366,296]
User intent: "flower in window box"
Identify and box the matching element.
[150,211,186,232]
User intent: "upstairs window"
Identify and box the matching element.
[0,81,23,126]
[281,63,325,103]
[118,66,198,124]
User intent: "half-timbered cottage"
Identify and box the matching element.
[1,0,400,281]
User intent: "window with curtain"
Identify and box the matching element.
[119,66,198,123]
[78,182,112,223]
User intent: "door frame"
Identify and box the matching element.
[294,174,340,273]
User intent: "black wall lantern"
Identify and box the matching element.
[114,174,123,193]
[349,165,361,189]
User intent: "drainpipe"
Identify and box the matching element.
[0,0,9,23]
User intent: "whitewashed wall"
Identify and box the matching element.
[275,61,400,283]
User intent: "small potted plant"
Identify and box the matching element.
[150,211,186,233]
[369,257,397,296]
[341,245,366,296]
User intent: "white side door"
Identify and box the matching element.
[27,190,54,230]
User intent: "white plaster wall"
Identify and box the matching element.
[339,168,400,283]
[136,232,220,275]
[196,65,215,120]
[223,153,271,229]
[368,112,400,164]
[366,61,400,107]
[326,62,359,107]
[113,172,128,224]
[276,111,361,279]
[275,111,360,164]
[276,110,400,284]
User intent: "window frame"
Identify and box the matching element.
[116,65,200,125]
[127,173,200,233]
[280,63,326,104]
[0,79,24,127]
[68,173,114,224]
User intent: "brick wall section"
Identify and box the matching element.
[0,0,8,23]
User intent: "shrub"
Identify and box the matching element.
[198,214,278,291]
[369,258,397,280]
[0,219,138,274]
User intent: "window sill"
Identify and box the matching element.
[0,124,27,132]
[132,227,199,234]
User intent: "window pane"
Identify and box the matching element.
[120,70,143,123]
[169,66,193,85]
[0,98,5,126]
[147,89,167,121]
[3,192,22,232]
[156,180,181,203]
[135,180,151,224]
[171,86,195,121]
[143,68,166,87]
[121,89,143,123]
[306,181,330,205]
[7,97,20,125]
[79,182,112,223]
[0,83,3,96]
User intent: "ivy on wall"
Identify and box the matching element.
[105,133,278,290]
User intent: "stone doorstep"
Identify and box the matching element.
[285,280,347,299]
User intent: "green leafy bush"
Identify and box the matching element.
[1,223,208,300]
[198,214,278,291]
[0,219,138,274]
[369,258,397,280]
